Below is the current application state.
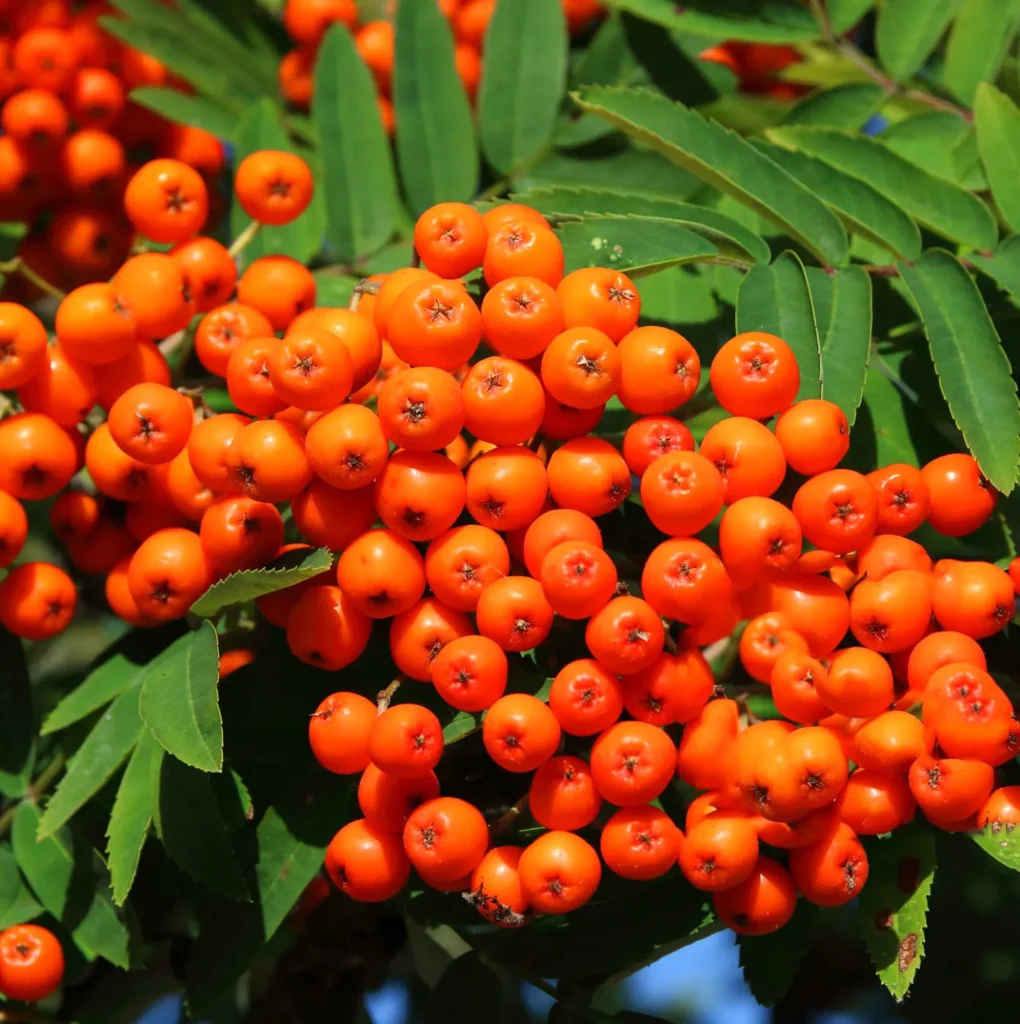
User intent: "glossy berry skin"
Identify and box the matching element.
[0,924,65,1002]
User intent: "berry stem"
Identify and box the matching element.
[0,257,66,303]
[228,219,263,260]
[0,754,67,839]
[348,277,383,312]
[493,792,529,833]
[376,678,402,714]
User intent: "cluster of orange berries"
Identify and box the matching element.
[278,0,605,128]
[0,0,224,294]
[1,152,1018,941]
[0,924,64,1005]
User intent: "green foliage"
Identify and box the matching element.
[738,901,818,1006]
[974,84,1020,232]
[859,825,936,1003]
[556,216,717,275]
[479,0,568,174]
[0,629,34,797]
[393,0,478,213]
[876,0,966,83]
[139,622,222,773]
[312,25,400,263]
[190,546,333,618]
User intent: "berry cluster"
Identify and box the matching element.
[0,0,223,294]
[278,0,604,127]
[0,152,1017,942]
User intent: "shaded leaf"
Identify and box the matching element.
[971,822,1020,870]
[0,629,33,797]
[604,0,819,42]
[38,686,143,839]
[970,234,1020,301]
[518,147,702,200]
[185,776,353,1014]
[394,0,478,213]
[153,755,248,900]
[515,186,770,263]
[313,25,398,263]
[752,140,921,261]
[571,12,632,88]
[620,12,717,106]
[107,729,162,906]
[443,712,482,744]
[12,802,133,967]
[943,0,1020,105]
[738,900,818,1006]
[806,265,872,425]
[781,83,888,131]
[312,271,359,308]
[139,621,221,773]
[880,113,982,190]
[635,265,720,325]
[875,0,966,83]
[191,546,333,618]
[859,823,935,1003]
[479,0,567,174]
[229,99,326,269]
[736,252,822,400]
[129,86,238,141]
[0,847,42,929]
[556,216,717,276]
[574,86,849,267]
[897,249,1020,493]
[768,125,997,251]
[427,951,506,1024]
[975,83,1020,234]
[828,0,878,34]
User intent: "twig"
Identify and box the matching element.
[807,0,833,43]
[348,278,383,312]
[493,793,529,833]
[410,246,421,268]
[0,257,66,302]
[228,219,262,259]
[376,678,402,714]
[0,754,67,839]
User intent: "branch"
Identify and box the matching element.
[0,257,66,302]
[376,678,402,714]
[228,219,262,259]
[0,754,67,839]
[492,793,529,833]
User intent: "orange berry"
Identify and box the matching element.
[124,158,208,243]
[234,149,313,226]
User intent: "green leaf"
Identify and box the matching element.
[107,729,162,906]
[828,0,877,34]
[427,952,506,1024]
[736,252,822,400]
[635,265,720,325]
[129,86,238,141]
[971,822,1020,870]
[515,186,770,263]
[0,847,42,929]
[875,0,966,82]
[12,802,133,967]
[479,0,567,174]
[139,622,221,773]
[0,629,33,797]
[571,12,631,88]
[185,776,353,1014]
[751,140,921,261]
[942,0,1020,105]
[190,546,333,618]
[41,653,144,736]
[859,823,935,1003]
[970,234,1020,301]
[975,83,1020,234]
[229,99,326,269]
[37,687,143,839]
[574,86,849,267]
[603,0,819,42]
[767,126,998,251]
[443,711,482,743]
[781,83,888,131]
[153,755,249,901]
[848,366,925,471]
[312,25,399,264]
[556,216,718,276]
[394,0,478,214]
[806,265,872,425]
[738,900,818,1006]
[620,13,718,106]
[897,249,1020,493]
[519,147,702,200]
[880,113,976,187]
[312,271,359,307]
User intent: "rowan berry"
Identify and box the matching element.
[403,797,488,882]
[370,704,444,778]
[465,446,548,532]
[386,279,482,371]
[0,924,65,1003]
[235,150,313,226]
[483,693,561,772]
[640,451,725,537]
[530,755,602,831]
[236,256,316,332]
[305,404,389,490]
[286,585,372,670]
[127,527,212,622]
[124,158,207,243]
[789,821,868,907]
[200,496,284,575]
[358,763,441,834]
[378,366,464,452]
[541,326,620,410]
[431,635,508,712]
[292,479,377,551]
[483,220,564,288]
[0,562,76,640]
[17,342,97,427]
[336,529,427,618]
[469,847,528,926]
[325,819,410,903]
[547,436,630,517]
[389,597,473,682]
[922,453,996,537]
[309,692,376,774]
[518,831,601,915]
[373,449,466,542]
[480,276,564,360]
